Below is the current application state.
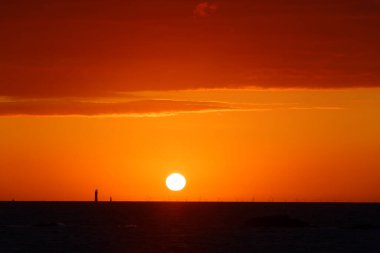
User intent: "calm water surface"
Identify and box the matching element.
[0,202,379,252]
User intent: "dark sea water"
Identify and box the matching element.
[0,202,379,252]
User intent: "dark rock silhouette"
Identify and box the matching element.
[245,215,311,228]
[343,224,380,230]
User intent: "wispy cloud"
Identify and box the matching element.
[194,2,218,17]
[0,94,345,117]
[0,98,236,117]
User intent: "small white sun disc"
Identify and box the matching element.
[166,173,186,191]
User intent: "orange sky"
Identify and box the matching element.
[0,1,379,201]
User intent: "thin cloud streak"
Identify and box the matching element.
[0,97,344,117]
[0,99,235,117]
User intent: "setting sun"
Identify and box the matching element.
[166,173,186,192]
[1,1,380,251]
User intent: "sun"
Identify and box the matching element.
[166,173,186,191]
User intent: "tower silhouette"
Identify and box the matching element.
[95,189,98,203]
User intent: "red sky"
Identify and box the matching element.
[0,1,379,201]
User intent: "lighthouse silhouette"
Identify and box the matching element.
[94,189,98,203]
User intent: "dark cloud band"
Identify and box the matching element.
[1,0,379,99]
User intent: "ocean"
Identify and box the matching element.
[0,202,379,252]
